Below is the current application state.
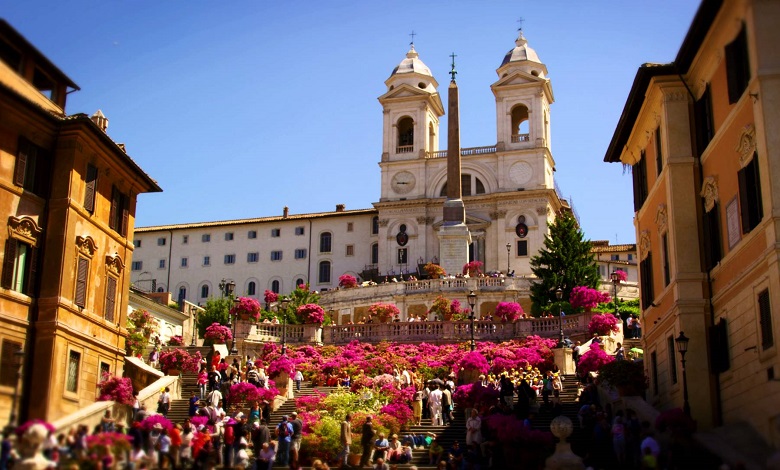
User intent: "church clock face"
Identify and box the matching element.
[509,162,533,186]
[391,171,416,194]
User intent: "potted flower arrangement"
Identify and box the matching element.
[267,356,296,380]
[338,274,358,289]
[367,302,400,323]
[428,295,452,320]
[97,373,135,405]
[297,303,326,325]
[167,335,183,346]
[577,342,614,376]
[126,330,147,357]
[597,358,649,396]
[587,313,621,336]
[141,415,173,432]
[462,260,484,276]
[613,269,628,282]
[229,381,279,407]
[494,302,523,323]
[230,296,262,321]
[569,286,612,312]
[449,299,471,321]
[159,349,202,375]
[264,290,279,309]
[204,322,232,344]
[86,432,133,464]
[128,309,158,337]
[424,262,446,278]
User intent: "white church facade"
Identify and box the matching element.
[131,32,587,311]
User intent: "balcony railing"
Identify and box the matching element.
[425,145,498,159]
[396,145,414,154]
[511,133,530,143]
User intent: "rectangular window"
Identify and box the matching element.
[661,234,670,287]
[157,237,166,246]
[668,336,678,385]
[271,228,281,238]
[202,234,211,243]
[295,227,305,236]
[131,261,143,271]
[108,186,129,237]
[738,155,763,234]
[371,244,379,264]
[182,235,189,244]
[347,222,354,232]
[225,232,234,241]
[320,233,332,253]
[294,249,307,260]
[83,164,98,213]
[703,204,723,271]
[224,254,236,265]
[372,217,379,235]
[203,256,210,266]
[726,24,750,104]
[694,86,714,157]
[133,240,141,248]
[640,254,654,310]
[74,256,89,308]
[247,252,259,263]
[271,251,283,261]
[104,276,117,322]
[627,254,633,261]
[346,245,354,256]
[758,289,774,350]
[158,259,166,269]
[632,154,649,211]
[611,254,620,261]
[99,362,110,381]
[655,127,663,176]
[650,351,659,395]
[248,230,257,239]
[66,350,80,393]
[319,261,331,283]
[181,257,188,268]
[0,340,22,387]
[14,137,50,197]
[517,240,528,257]
[397,248,408,264]
[1,239,34,294]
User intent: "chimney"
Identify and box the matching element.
[91,110,108,132]
[336,204,345,212]
[283,206,289,218]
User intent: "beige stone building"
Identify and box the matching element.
[604,0,780,451]
[0,20,160,424]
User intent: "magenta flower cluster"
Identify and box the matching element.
[97,373,135,405]
[614,269,628,282]
[367,302,401,322]
[230,297,262,321]
[587,313,621,336]
[228,381,279,404]
[297,303,326,325]
[577,342,614,376]
[204,322,232,343]
[458,351,490,374]
[338,274,358,288]
[167,335,184,346]
[462,260,484,275]
[141,414,174,432]
[569,286,612,310]
[264,290,279,306]
[159,349,202,373]
[494,302,524,323]
[267,355,296,379]
[15,419,55,437]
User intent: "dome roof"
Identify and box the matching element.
[391,45,433,77]
[501,31,542,67]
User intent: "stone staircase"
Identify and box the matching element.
[267,383,338,429]
[166,372,200,424]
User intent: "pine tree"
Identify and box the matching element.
[529,212,600,314]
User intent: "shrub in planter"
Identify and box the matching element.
[97,373,135,405]
[338,274,358,289]
[613,269,628,282]
[267,356,296,379]
[203,322,232,344]
[159,349,202,374]
[167,335,183,346]
[297,303,325,325]
[457,351,490,375]
[597,359,649,396]
[577,342,614,376]
[494,302,523,323]
[462,260,484,276]
[428,295,452,320]
[367,302,400,322]
[230,297,262,321]
[229,382,280,404]
[570,286,612,311]
[424,262,446,278]
[264,290,279,307]
[588,313,621,336]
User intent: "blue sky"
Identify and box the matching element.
[4,1,700,244]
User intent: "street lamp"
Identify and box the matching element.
[280,296,291,355]
[190,308,198,347]
[556,287,564,347]
[610,269,621,324]
[221,280,238,355]
[467,291,477,351]
[506,243,511,276]
[4,348,24,434]
[675,331,691,416]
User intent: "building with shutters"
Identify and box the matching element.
[0,20,160,424]
[604,0,780,449]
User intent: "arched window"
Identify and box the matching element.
[440,174,486,196]
[295,278,305,288]
[372,216,379,235]
[397,117,414,153]
[247,281,256,296]
[271,280,280,294]
[371,243,379,265]
[200,284,209,298]
[511,105,530,143]
[318,261,331,284]
[319,232,332,253]
[157,287,165,293]
[178,286,187,301]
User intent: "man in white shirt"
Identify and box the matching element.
[428,386,443,426]
[401,369,411,388]
[208,388,223,408]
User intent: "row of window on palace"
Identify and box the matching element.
[634,24,761,307]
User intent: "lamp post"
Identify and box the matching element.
[610,269,621,323]
[190,308,198,347]
[675,331,691,416]
[221,280,237,355]
[280,297,291,355]
[467,291,477,351]
[4,348,24,435]
[556,287,564,347]
[506,243,511,276]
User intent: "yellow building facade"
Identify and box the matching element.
[605,0,780,446]
[0,20,160,425]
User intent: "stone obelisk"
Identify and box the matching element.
[438,53,471,276]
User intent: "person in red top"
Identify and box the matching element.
[211,350,221,369]
[223,422,235,467]
[169,423,182,468]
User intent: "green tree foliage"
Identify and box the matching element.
[530,212,600,315]
[196,296,233,337]
[593,298,641,321]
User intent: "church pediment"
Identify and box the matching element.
[432,213,491,230]
[379,83,437,100]
[492,70,545,88]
